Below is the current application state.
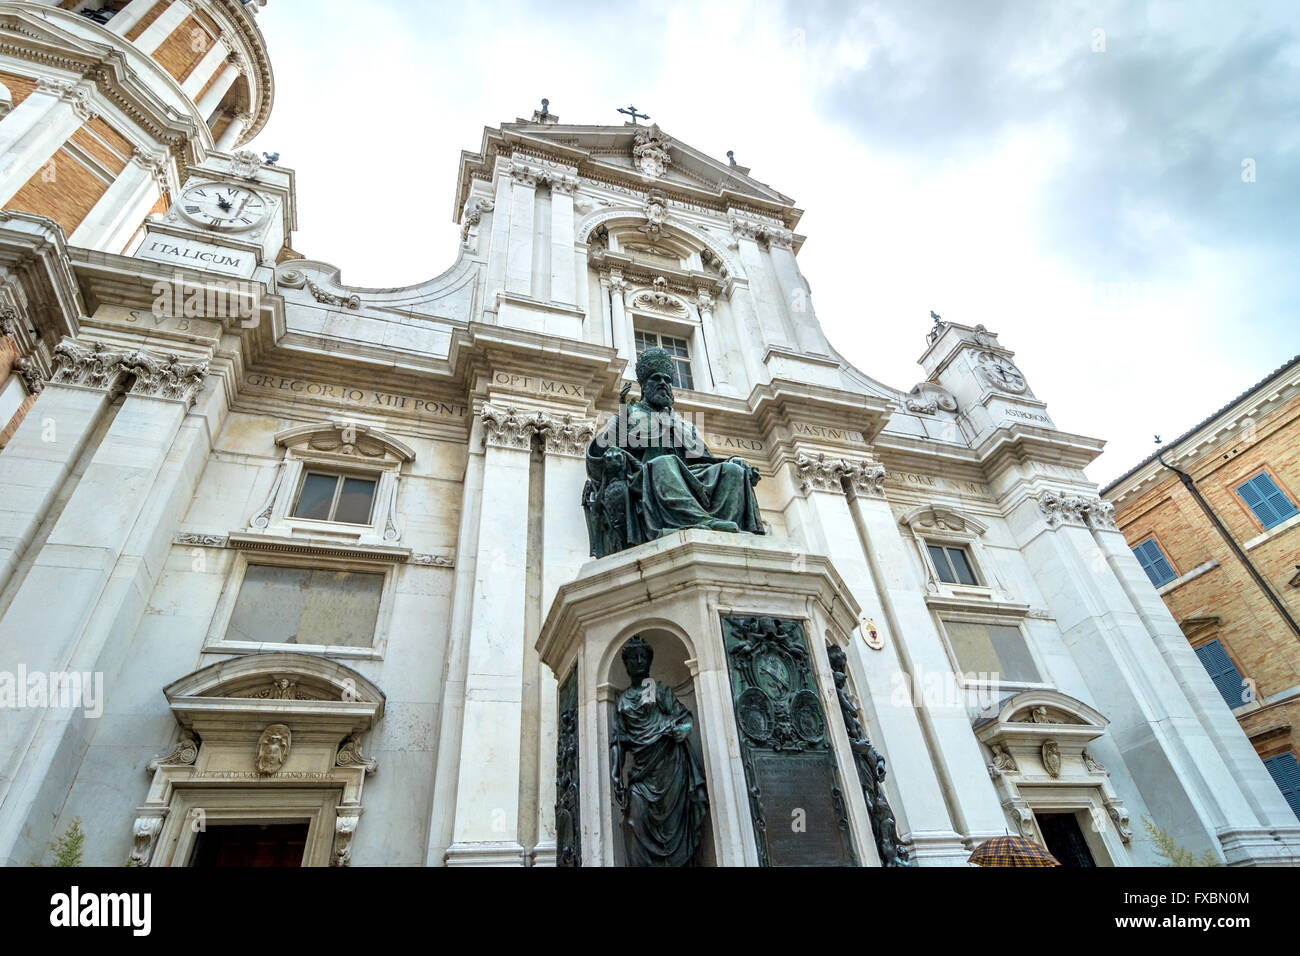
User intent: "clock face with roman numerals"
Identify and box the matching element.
[178,182,268,231]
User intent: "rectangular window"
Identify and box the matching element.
[1132,537,1176,588]
[1263,752,1300,820]
[292,472,377,524]
[1193,639,1248,709]
[926,543,979,586]
[941,619,1040,683]
[225,565,384,647]
[634,329,694,391]
[1235,472,1298,530]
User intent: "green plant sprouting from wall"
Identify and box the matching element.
[1142,818,1219,867]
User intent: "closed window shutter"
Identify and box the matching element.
[1194,640,1247,709]
[1237,473,1297,529]
[1254,473,1297,524]
[1263,753,1300,820]
[1132,539,1175,587]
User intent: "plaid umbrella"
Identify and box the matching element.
[968,835,1060,867]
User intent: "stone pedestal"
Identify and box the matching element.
[536,528,884,867]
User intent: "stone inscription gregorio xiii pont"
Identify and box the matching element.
[243,373,467,420]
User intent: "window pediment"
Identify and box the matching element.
[899,504,988,537]
[974,689,1107,738]
[164,651,386,730]
[275,420,415,463]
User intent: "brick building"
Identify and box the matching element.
[1102,356,1300,820]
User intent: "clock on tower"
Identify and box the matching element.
[133,150,295,280]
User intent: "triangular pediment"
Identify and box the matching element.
[456,120,800,225]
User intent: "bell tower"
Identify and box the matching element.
[0,0,277,442]
[0,0,274,253]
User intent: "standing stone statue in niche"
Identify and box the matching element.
[610,636,709,866]
[583,347,764,558]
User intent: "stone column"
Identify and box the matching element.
[531,413,598,865]
[181,38,233,99]
[107,0,162,36]
[0,342,126,597]
[133,0,189,56]
[694,290,734,392]
[768,236,830,357]
[548,177,577,306]
[730,223,793,351]
[608,272,633,377]
[791,455,980,864]
[1014,491,1300,863]
[196,58,241,122]
[504,164,537,297]
[1085,505,1299,831]
[0,346,208,867]
[213,111,250,151]
[444,404,537,866]
[0,81,95,208]
[68,148,164,252]
[483,171,513,302]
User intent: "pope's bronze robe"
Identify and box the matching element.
[585,402,764,552]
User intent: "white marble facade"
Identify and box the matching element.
[1,26,1299,864]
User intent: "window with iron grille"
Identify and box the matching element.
[634,330,694,391]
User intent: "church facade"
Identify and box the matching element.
[1,0,1297,867]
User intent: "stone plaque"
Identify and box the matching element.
[751,752,855,867]
[722,615,857,867]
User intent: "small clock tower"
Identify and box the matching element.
[133,150,295,281]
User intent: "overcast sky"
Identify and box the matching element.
[244,0,1299,485]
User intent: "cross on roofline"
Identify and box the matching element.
[618,104,649,125]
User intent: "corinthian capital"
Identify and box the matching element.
[536,413,596,458]
[121,350,208,406]
[480,402,540,450]
[49,340,131,393]
[844,461,887,499]
[795,452,850,494]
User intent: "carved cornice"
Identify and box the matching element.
[480,403,596,456]
[1037,490,1116,530]
[481,402,540,450]
[845,461,888,499]
[795,452,848,493]
[905,381,958,416]
[304,278,360,310]
[729,212,793,248]
[146,729,199,773]
[510,158,578,193]
[795,453,886,498]
[121,350,208,406]
[49,340,131,392]
[13,356,43,395]
[537,413,596,458]
[335,733,378,774]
